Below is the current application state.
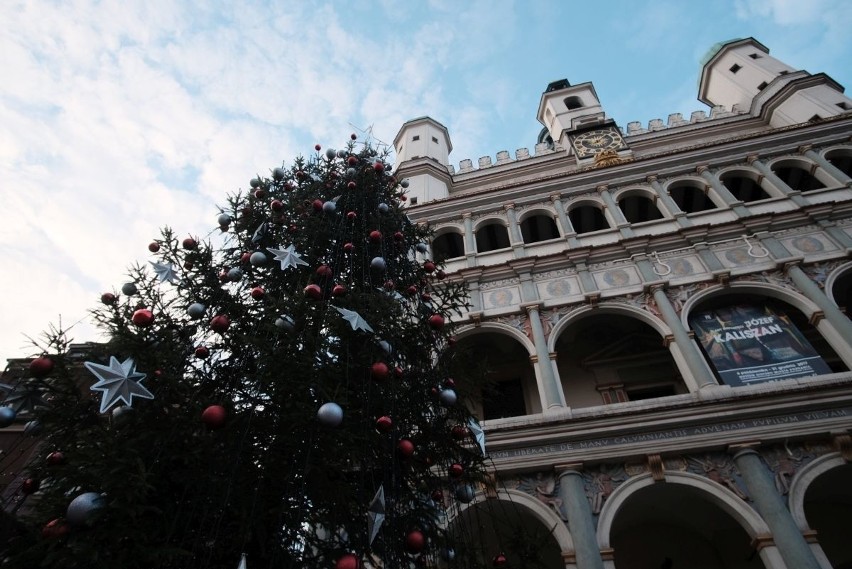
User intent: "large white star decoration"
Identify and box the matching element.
[468,417,487,456]
[267,245,309,270]
[0,381,49,415]
[84,357,154,414]
[150,261,179,283]
[332,306,374,333]
[367,485,385,545]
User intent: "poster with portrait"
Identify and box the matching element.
[689,304,831,387]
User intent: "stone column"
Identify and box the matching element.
[504,203,526,258]
[597,184,635,238]
[524,303,566,409]
[786,263,852,358]
[650,285,718,389]
[697,165,750,216]
[556,466,605,569]
[647,175,691,227]
[800,145,852,186]
[551,195,581,248]
[730,446,822,569]
[462,213,477,268]
[747,156,809,207]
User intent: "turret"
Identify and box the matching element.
[536,80,605,150]
[393,117,453,205]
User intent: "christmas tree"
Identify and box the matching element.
[2,137,488,568]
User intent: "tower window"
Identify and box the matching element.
[749,53,762,59]
[757,81,768,91]
[809,114,822,122]
[779,70,789,75]
[730,64,742,73]
[409,197,418,205]
[837,102,851,110]
[431,136,438,143]
[412,135,420,141]
[564,96,583,110]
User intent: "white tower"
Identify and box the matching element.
[393,117,453,205]
[536,80,606,150]
[699,37,852,127]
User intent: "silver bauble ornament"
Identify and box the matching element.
[227,267,243,282]
[401,179,410,188]
[415,243,428,253]
[317,402,343,427]
[325,148,337,159]
[370,257,387,271]
[272,167,286,180]
[187,303,206,319]
[112,405,134,425]
[378,203,389,214]
[250,178,260,188]
[66,492,104,526]
[323,201,337,213]
[275,315,295,332]
[0,407,16,428]
[217,213,231,226]
[250,251,268,266]
[337,149,347,158]
[24,420,42,436]
[378,340,393,354]
[439,389,458,407]
[346,167,356,178]
[455,484,476,503]
[441,548,456,561]
[121,282,138,296]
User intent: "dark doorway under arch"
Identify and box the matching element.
[804,462,852,569]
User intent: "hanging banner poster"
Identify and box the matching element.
[689,304,832,387]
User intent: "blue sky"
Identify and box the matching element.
[1,0,850,362]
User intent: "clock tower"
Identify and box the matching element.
[536,79,630,164]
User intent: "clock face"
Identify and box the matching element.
[571,128,626,158]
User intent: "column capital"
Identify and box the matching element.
[696,164,710,174]
[462,212,473,219]
[554,463,584,477]
[521,301,543,314]
[596,184,609,193]
[746,154,760,165]
[503,202,516,211]
[646,174,658,183]
[728,442,762,458]
[550,193,562,203]
[798,144,813,154]
[831,432,852,461]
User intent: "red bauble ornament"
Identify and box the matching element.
[210,314,230,333]
[493,553,508,567]
[218,270,229,283]
[184,260,195,270]
[397,439,415,458]
[395,366,404,378]
[444,378,456,388]
[29,356,54,378]
[451,425,467,440]
[346,211,357,220]
[46,451,65,466]
[421,293,432,302]
[42,518,70,539]
[131,309,155,327]
[448,463,464,478]
[21,478,39,494]
[253,188,266,199]
[347,156,358,166]
[100,292,117,305]
[393,231,404,241]
[383,280,395,290]
[369,230,383,242]
[194,346,209,359]
[373,161,385,172]
[350,133,357,140]
[431,489,444,503]
[399,194,407,201]
[343,242,355,252]
[347,181,357,190]
[375,415,393,433]
[304,284,323,300]
[240,252,251,264]
[182,237,197,250]
[148,241,160,253]
[312,199,324,211]
[316,264,333,278]
[270,199,284,211]
[405,530,426,553]
[250,287,265,300]
[332,284,347,297]
[315,144,322,151]
[406,285,418,296]
[423,261,436,273]
[428,314,445,330]
[371,362,389,382]
[201,405,227,429]
[335,554,360,569]
[296,170,306,179]
[436,270,447,280]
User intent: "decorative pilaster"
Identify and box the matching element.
[651,285,717,389]
[697,165,750,216]
[800,146,852,186]
[730,445,822,569]
[524,303,566,409]
[747,156,809,207]
[556,466,605,569]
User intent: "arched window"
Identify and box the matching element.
[772,163,825,192]
[431,232,465,262]
[520,214,559,243]
[568,205,608,234]
[564,96,583,110]
[720,171,771,202]
[475,222,510,253]
[618,194,664,223]
[826,149,852,178]
[668,182,718,213]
